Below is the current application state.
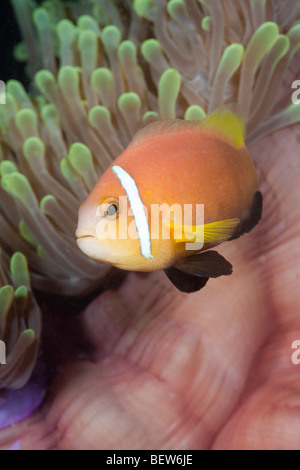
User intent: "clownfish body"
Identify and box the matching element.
[76,107,262,293]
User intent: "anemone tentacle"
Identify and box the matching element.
[0,250,41,390]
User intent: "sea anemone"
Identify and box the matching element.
[0,250,41,389]
[0,0,300,396]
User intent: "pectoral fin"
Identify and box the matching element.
[164,250,233,293]
[176,250,233,277]
[166,218,240,245]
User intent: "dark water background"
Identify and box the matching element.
[0,0,28,85]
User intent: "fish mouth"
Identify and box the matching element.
[77,234,94,239]
[75,227,96,240]
[76,234,111,263]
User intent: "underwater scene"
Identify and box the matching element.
[0,0,300,451]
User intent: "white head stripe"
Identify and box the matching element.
[112,165,153,259]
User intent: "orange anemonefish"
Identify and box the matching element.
[76,106,262,293]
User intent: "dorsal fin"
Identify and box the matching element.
[129,105,245,149]
[198,105,245,149]
[129,119,196,146]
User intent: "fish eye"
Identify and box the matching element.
[105,203,118,217]
[98,197,120,219]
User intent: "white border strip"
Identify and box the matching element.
[112,165,153,259]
